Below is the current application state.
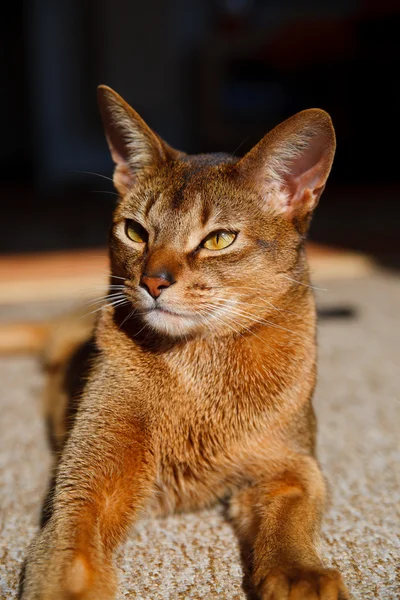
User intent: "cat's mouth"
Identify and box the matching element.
[142,303,202,336]
[152,306,182,316]
[128,285,216,336]
[146,305,198,319]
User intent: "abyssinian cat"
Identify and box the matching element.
[19,86,349,599]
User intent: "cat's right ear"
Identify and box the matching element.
[97,85,182,195]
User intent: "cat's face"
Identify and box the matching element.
[109,156,300,338]
[98,86,335,339]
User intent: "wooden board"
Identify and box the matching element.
[0,249,109,304]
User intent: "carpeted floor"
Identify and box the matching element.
[0,272,399,599]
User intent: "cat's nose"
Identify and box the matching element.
[140,273,174,299]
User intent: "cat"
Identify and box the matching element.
[19,85,349,599]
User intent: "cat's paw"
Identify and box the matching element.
[20,547,117,600]
[259,567,350,600]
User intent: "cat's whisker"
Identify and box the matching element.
[84,293,125,304]
[84,284,126,289]
[85,273,127,282]
[83,292,126,307]
[215,280,324,296]
[199,306,247,340]
[227,307,309,340]
[84,286,125,294]
[133,322,148,338]
[242,300,299,317]
[109,275,127,281]
[251,297,299,316]
[81,305,111,318]
[80,283,126,296]
[203,301,310,341]
[205,310,286,352]
[208,295,299,317]
[119,308,136,329]
[89,190,120,198]
[201,302,258,338]
[207,287,303,316]
[81,287,125,297]
[279,274,327,292]
[202,304,276,349]
[230,136,250,158]
[76,280,127,297]
[205,295,299,319]
[71,170,129,194]
[81,297,130,318]
[111,298,131,308]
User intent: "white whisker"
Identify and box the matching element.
[72,170,129,194]
[198,305,247,340]
[201,303,276,349]
[83,292,126,307]
[209,294,299,317]
[119,309,136,329]
[203,301,310,341]
[81,297,130,318]
[89,190,120,198]
[279,274,327,291]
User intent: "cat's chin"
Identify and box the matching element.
[143,307,202,337]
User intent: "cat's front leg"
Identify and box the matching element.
[20,392,156,600]
[20,515,119,600]
[230,454,350,600]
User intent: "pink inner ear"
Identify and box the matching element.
[107,136,128,173]
[280,135,332,212]
[105,134,137,194]
[114,163,136,194]
[286,162,326,202]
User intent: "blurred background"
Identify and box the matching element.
[2,4,400,597]
[1,0,399,263]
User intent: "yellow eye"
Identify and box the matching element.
[125,220,148,243]
[202,230,236,251]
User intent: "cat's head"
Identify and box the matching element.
[98,86,335,339]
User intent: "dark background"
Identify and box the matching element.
[1,0,399,263]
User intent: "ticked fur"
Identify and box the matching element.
[20,87,349,600]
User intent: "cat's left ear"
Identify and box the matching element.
[97,85,183,195]
[237,109,336,220]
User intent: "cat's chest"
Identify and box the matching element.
[149,378,265,513]
[139,336,313,513]
[148,358,289,514]
[152,343,287,458]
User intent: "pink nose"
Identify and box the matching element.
[140,275,172,299]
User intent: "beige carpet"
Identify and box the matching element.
[0,272,399,599]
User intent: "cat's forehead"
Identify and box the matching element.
[159,153,238,206]
[126,153,242,227]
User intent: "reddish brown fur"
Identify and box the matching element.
[20,86,349,599]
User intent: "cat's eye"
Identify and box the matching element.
[125,220,148,244]
[202,230,236,251]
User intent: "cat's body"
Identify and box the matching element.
[20,87,349,599]
[43,290,316,517]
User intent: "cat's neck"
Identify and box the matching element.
[173,286,315,375]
